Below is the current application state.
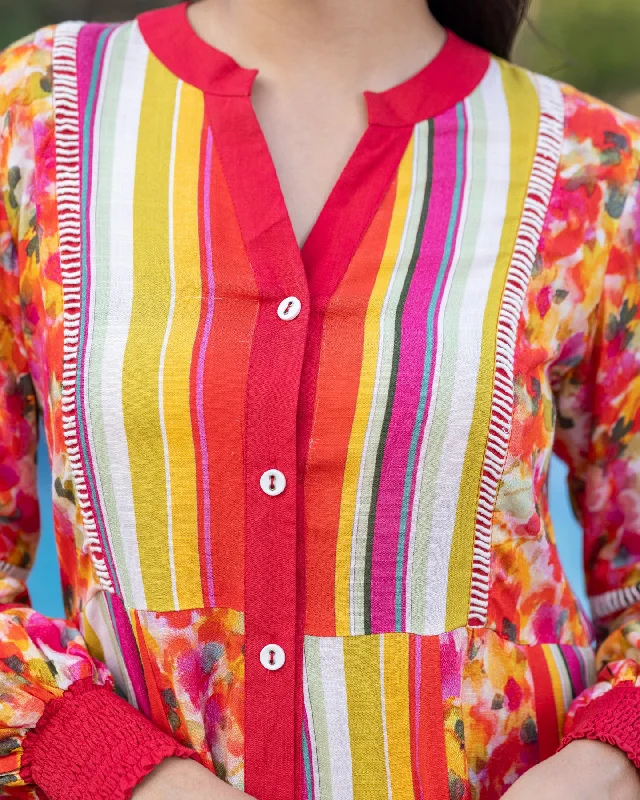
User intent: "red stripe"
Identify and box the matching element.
[528,645,560,760]
[416,636,450,799]
[205,142,258,609]
[192,130,259,610]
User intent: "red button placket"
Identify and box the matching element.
[243,276,308,800]
[204,93,311,800]
[205,93,419,800]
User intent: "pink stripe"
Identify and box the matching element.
[197,128,216,606]
[440,628,465,699]
[110,594,152,717]
[371,107,460,632]
[560,645,587,697]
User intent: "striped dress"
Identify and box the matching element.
[1,3,640,798]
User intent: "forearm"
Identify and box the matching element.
[132,757,256,800]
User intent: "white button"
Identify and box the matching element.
[277,296,301,321]
[260,469,286,496]
[260,643,285,671]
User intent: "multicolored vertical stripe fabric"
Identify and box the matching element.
[69,25,551,632]
[49,15,593,796]
[75,19,257,613]
[301,630,596,800]
[2,2,640,798]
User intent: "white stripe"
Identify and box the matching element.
[318,638,354,800]
[101,21,149,608]
[84,589,138,706]
[379,637,393,800]
[590,581,640,619]
[0,560,30,581]
[160,79,182,611]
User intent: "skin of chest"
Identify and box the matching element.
[251,79,370,249]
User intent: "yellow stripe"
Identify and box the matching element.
[382,634,414,797]
[343,635,388,798]
[334,138,415,635]
[165,82,204,609]
[445,64,540,627]
[123,55,177,610]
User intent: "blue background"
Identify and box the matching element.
[28,419,589,619]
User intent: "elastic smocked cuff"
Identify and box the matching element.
[559,681,640,769]
[21,677,197,800]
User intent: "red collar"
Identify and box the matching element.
[137,1,490,127]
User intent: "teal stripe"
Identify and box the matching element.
[395,102,467,630]
[302,722,314,800]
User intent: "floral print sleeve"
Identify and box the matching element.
[0,30,194,799]
[551,91,640,762]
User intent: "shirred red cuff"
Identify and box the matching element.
[559,681,640,768]
[20,677,197,800]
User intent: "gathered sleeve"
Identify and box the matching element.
[552,142,640,765]
[0,30,195,799]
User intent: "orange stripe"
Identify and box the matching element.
[411,635,450,798]
[304,179,397,634]
[528,644,560,759]
[195,138,259,609]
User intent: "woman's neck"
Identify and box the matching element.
[187,0,446,95]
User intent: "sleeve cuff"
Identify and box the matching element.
[21,677,197,800]
[559,681,640,769]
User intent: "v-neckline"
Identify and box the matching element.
[138,1,490,307]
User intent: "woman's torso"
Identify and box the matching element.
[3,4,640,798]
